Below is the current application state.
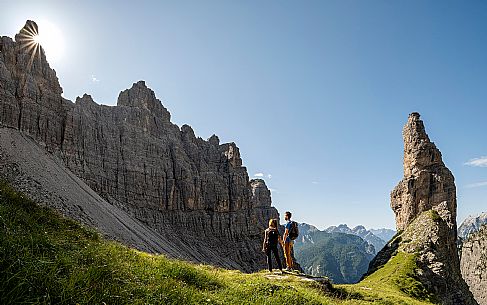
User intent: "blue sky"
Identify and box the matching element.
[2,1,487,229]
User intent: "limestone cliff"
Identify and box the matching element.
[460,225,487,305]
[391,112,457,234]
[365,113,477,305]
[0,20,278,271]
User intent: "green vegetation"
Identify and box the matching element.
[356,252,438,304]
[429,210,442,222]
[294,231,375,283]
[0,180,436,304]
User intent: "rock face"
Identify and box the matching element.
[391,112,457,234]
[366,113,478,305]
[250,179,272,207]
[0,21,279,271]
[460,225,487,305]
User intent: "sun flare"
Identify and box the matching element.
[17,19,65,68]
[35,20,65,63]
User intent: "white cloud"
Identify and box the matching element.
[465,181,487,188]
[91,75,100,83]
[464,156,487,167]
[311,181,319,185]
[267,174,272,179]
[254,173,264,177]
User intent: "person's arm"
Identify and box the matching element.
[278,234,283,246]
[283,227,289,242]
[262,230,268,251]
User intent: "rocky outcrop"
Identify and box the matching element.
[391,112,457,234]
[460,225,487,305]
[250,179,272,208]
[0,21,278,271]
[365,113,477,305]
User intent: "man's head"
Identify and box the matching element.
[284,211,292,221]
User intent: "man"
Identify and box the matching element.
[282,211,294,271]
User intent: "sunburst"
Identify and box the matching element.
[16,21,43,71]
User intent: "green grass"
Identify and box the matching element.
[350,252,438,304]
[0,180,436,304]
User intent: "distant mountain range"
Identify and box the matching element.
[369,228,396,242]
[293,223,395,284]
[458,212,487,240]
[325,224,394,253]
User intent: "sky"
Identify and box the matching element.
[1,0,487,230]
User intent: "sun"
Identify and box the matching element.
[34,20,65,63]
[33,34,42,45]
[17,19,65,68]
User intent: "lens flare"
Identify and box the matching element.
[16,20,65,70]
[16,20,42,70]
[33,34,42,45]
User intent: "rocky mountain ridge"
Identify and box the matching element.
[369,228,396,242]
[294,225,375,283]
[0,20,278,271]
[459,211,487,240]
[294,223,376,283]
[325,224,389,254]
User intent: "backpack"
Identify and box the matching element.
[289,221,299,240]
[265,228,280,246]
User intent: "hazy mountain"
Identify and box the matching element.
[369,228,396,242]
[294,229,375,284]
[325,224,390,253]
[294,223,376,283]
[458,212,487,240]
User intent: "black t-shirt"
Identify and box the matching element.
[266,228,280,247]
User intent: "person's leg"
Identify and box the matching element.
[272,246,282,271]
[266,247,273,272]
[284,242,293,269]
[289,241,294,269]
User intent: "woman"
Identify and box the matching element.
[262,218,283,272]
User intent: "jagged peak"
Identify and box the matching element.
[75,93,96,105]
[208,134,220,146]
[15,20,39,43]
[250,178,271,207]
[402,112,444,177]
[353,225,367,231]
[220,142,243,167]
[250,178,266,185]
[7,20,62,94]
[403,112,430,143]
[117,81,171,121]
[393,112,457,231]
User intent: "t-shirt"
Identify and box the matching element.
[285,221,293,243]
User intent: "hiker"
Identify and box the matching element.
[262,218,283,272]
[282,211,299,271]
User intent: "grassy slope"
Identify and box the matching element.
[0,181,434,305]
